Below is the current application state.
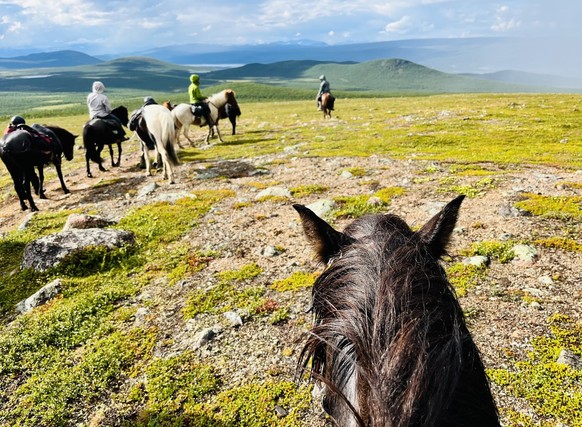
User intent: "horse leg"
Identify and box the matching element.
[108,144,116,167]
[142,143,152,177]
[215,125,224,143]
[23,171,39,212]
[114,142,122,167]
[230,116,236,135]
[85,152,93,178]
[184,125,196,146]
[54,160,70,194]
[34,166,47,199]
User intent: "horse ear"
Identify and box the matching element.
[417,195,465,258]
[293,204,354,264]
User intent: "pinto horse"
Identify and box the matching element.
[294,196,500,427]
[131,104,179,184]
[0,125,77,211]
[321,92,334,119]
[171,89,240,146]
[82,106,129,177]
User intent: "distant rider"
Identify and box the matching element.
[188,74,214,126]
[86,81,127,140]
[316,74,332,111]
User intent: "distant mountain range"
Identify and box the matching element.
[1,51,581,95]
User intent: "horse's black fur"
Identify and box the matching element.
[0,125,77,211]
[220,102,242,135]
[82,106,129,177]
[294,196,500,427]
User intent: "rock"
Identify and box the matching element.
[154,192,197,203]
[16,278,62,314]
[462,255,489,267]
[137,182,158,198]
[223,311,243,327]
[340,170,353,179]
[62,214,116,231]
[538,275,554,285]
[195,327,220,348]
[366,196,383,206]
[512,244,537,263]
[261,246,281,257]
[18,212,36,231]
[21,228,136,272]
[134,307,152,327]
[557,349,582,370]
[255,186,292,200]
[305,199,337,218]
[274,405,288,418]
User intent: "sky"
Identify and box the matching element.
[0,0,581,56]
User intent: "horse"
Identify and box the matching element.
[293,195,500,427]
[131,104,179,184]
[0,125,77,212]
[171,89,240,146]
[321,92,334,119]
[82,106,129,178]
[209,101,242,139]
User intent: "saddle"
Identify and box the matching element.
[1,126,55,155]
[191,102,210,118]
[91,116,124,140]
[128,109,156,150]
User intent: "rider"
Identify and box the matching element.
[188,74,214,127]
[316,74,332,111]
[86,81,127,140]
[3,115,53,151]
[3,115,26,135]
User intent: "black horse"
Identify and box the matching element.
[0,125,77,212]
[82,106,129,178]
[294,196,500,427]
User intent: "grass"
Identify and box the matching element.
[0,92,581,426]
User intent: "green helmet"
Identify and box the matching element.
[190,74,200,84]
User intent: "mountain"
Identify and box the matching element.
[1,57,574,95]
[461,70,582,91]
[0,50,102,69]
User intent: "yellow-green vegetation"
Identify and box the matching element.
[488,314,582,426]
[558,181,582,190]
[533,237,582,252]
[446,263,487,297]
[514,193,582,219]
[333,186,405,218]
[271,271,319,292]
[437,176,497,198]
[0,192,231,424]
[462,240,518,264]
[341,167,368,177]
[182,263,266,318]
[290,184,329,198]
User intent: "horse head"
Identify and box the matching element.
[112,106,129,126]
[294,196,499,427]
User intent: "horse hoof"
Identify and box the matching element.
[87,173,93,178]
[64,190,71,194]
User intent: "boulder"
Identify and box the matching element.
[62,214,116,231]
[21,228,136,272]
[16,278,63,314]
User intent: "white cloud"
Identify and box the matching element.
[385,16,413,34]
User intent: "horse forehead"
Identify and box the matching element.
[344,214,412,241]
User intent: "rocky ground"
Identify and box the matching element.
[0,126,581,425]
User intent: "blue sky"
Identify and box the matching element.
[0,0,580,55]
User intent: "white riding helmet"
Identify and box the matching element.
[319,75,326,80]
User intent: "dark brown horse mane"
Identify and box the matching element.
[295,197,500,427]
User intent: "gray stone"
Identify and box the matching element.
[18,213,36,231]
[255,186,292,200]
[512,244,538,263]
[557,349,582,370]
[305,199,337,218]
[16,278,62,314]
[366,196,383,206]
[195,327,220,348]
[223,311,243,327]
[21,228,136,272]
[261,246,281,257]
[462,255,489,267]
[62,214,116,231]
[137,182,158,198]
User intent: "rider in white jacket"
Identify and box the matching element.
[87,81,126,139]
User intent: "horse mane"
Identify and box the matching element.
[296,198,499,426]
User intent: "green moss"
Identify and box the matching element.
[488,315,582,426]
[515,193,582,219]
[333,187,405,218]
[193,380,313,427]
[183,264,266,318]
[533,237,582,252]
[462,240,518,264]
[2,327,156,426]
[446,263,487,297]
[271,271,318,292]
[342,167,367,177]
[438,177,496,198]
[134,352,220,419]
[269,307,290,325]
[290,184,328,198]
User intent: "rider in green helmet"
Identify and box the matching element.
[188,74,213,126]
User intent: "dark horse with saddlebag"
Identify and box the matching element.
[82,106,129,177]
[0,125,77,211]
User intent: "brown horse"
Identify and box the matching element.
[321,92,334,118]
[294,196,500,427]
